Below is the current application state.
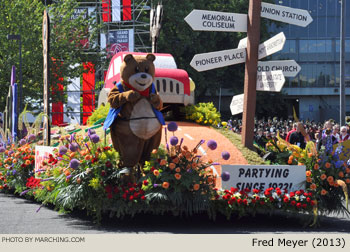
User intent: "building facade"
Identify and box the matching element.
[270,0,350,122]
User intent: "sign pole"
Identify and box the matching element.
[43,9,50,146]
[242,0,261,149]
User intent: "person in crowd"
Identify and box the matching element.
[254,128,266,148]
[318,122,338,151]
[339,126,350,142]
[289,122,306,148]
[332,124,341,142]
[286,123,297,142]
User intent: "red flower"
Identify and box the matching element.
[143,180,149,186]
[291,200,296,206]
[308,192,313,196]
[251,199,256,204]
[296,203,302,208]
[243,199,248,205]
[311,200,316,206]
[252,189,260,194]
[237,199,242,204]
[260,200,265,205]
[276,190,282,196]
[302,204,307,209]
[107,193,113,199]
[295,190,301,196]
[105,185,112,193]
[141,195,146,200]
[101,170,106,176]
[228,200,234,205]
[306,197,311,202]
[113,187,119,194]
[289,192,295,197]
[303,192,308,197]
[300,189,305,194]
[150,166,155,172]
[122,193,127,199]
[244,188,251,193]
[264,190,271,196]
[284,189,288,194]
[129,195,134,201]
[129,187,135,192]
[105,161,112,168]
[283,197,289,203]
[269,197,274,202]
[255,196,260,201]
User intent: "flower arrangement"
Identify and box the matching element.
[184,102,221,126]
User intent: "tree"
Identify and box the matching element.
[0,0,104,112]
[156,0,276,102]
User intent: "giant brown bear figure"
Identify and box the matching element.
[103,53,164,181]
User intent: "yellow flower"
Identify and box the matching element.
[89,178,100,190]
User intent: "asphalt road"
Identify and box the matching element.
[1,192,350,234]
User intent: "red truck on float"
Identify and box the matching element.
[98,52,195,112]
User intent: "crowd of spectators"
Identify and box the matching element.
[227,117,350,151]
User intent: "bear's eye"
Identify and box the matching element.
[135,66,140,73]
[144,67,149,73]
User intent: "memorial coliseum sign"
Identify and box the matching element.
[185,9,247,32]
[221,165,306,191]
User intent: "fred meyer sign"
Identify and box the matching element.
[221,165,305,191]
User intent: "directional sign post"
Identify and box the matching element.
[256,70,285,92]
[230,94,244,115]
[190,32,286,72]
[257,60,301,77]
[190,48,246,72]
[260,2,313,27]
[184,9,247,32]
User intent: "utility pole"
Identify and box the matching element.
[340,0,346,126]
[241,0,261,149]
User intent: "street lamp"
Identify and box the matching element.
[7,34,23,115]
[340,0,346,126]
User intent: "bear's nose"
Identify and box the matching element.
[141,74,147,79]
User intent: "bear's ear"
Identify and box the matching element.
[146,53,156,62]
[124,54,135,64]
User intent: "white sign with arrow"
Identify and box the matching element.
[191,32,286,72]
[257,60,301,77]
[237,32,286,60]
[260,2,313,27]
[230,94,244,115]
[184,9,248,32]
[256,70,285,92]
[190,48,246,72]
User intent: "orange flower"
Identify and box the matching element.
[70,152,75,158]
[193,184,200,191]
[13,159,17,164]
[185,152,192,159]
[328,181,334,186]
[77,178,81,184]
[191,162,198,168]
[0,185,3,190]
[172,157,179,164]
[310,183,317,190]
[313,164,319,170]
[298,162,304,166]
[320,174,327,180]
[168,163,176,170]
[151,149,158,154]
[153,170,160,176]
[325,162,331,168]
[162,182,169,189]
[306,171,312,177]
[321,189,328,195]
[346,178,350,184]
[334,182,339,187]
[327,176,334,183]
[25,160,31,166]
[160,159,167,166]
[306,177,313,183]
[175,167,181,173]
[338,171,344,178]
[85,155,92,161]
[289,155,294,160]
[308,153,313,158]
[287,159,293,165]
[182,145,188,151]
[64,170,71,176]
[174,173,181,180]
[346,168,350,174]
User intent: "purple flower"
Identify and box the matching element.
[207,140,217,150]
[221,151,230,160]
[69,159,80,169]
[70,133,76,143]
[0,146,5,153]
[153,184,159,188]
[69,142,79,152]
[20,189,29,196]
[12,170,16,175]
[221,171,230,182]
[19,139,26,146]
[88,129,96,136]
[170,136,179,146]
[167,122,178,132]
[90,134,100,143]
[59,145,68,155]
[28,134,36,142]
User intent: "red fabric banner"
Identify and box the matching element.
[82,62,95,125]
[102,0,111,22]
[51,59,64,126]
[123,0,132,20]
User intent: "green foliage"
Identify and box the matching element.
[185,102,221,126]
[86,103,110,126]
